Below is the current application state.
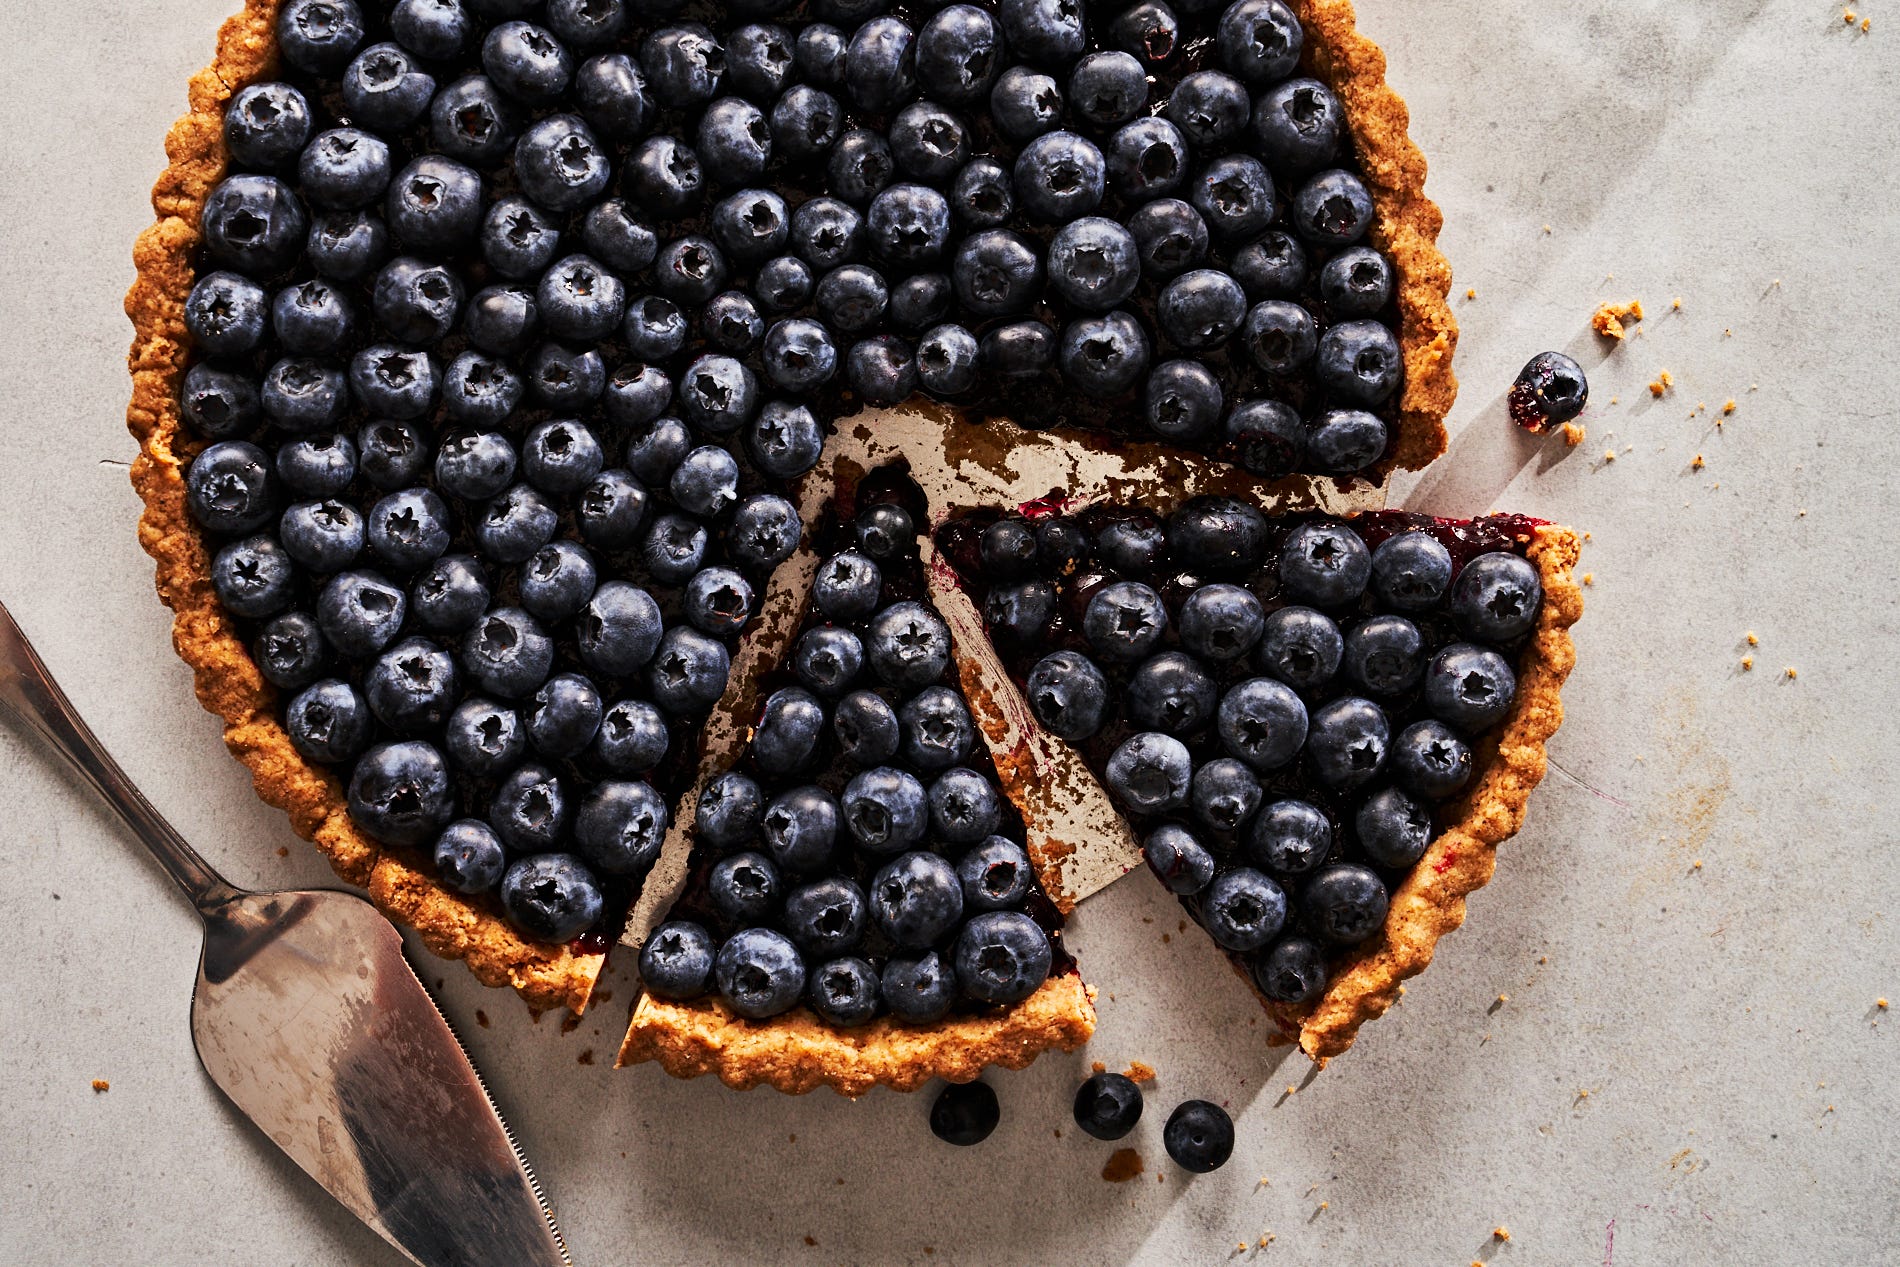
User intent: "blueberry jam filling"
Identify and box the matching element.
[646,484,1069,1024]
[940,502,1546,1010]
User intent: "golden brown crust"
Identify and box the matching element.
[1298,0,1458,474]
[124,0,600,1015]
[1262,524,1584,1060]
[617,976,1097,1097]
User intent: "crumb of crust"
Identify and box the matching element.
[1161,932,1171,943]
[475,1009,490,1028]
[1542,224,1552,233]
[1602,449,1617,463]
[1124,1060,1156,1083]
[1691,454,1706,470]
[1747,631,1759,645]
[1862,16,1871,30]
[1742,657,1754,670]
[1582,573,1595,586]
[1561,421,1585,446]
[1648,370,1674,396]
[1692,860,1703,870]
[1493,1226,1512,1242]
[1724,399,1738,414]
[1284,1083,1298,1096]
[91,1079,110,1092]
[1785,667,1798,679]
[1672,297,1683,310]
[1592,298,1644,339]
[1844,7,1856,20]
[1465,287,1477,299]
[577,1049,594,1065]
[275,846,289,858]
[1102,1148,1144,1182]
[1092,1060,1107,1074]
[804,1236,817,1247]
[1259,1233,1276,1248]
[1878,999,1889,1009]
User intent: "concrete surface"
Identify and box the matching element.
[1,0,1896,1263]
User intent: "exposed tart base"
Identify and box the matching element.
[617,974,1096,1096]
[1262,523,1582,1061]
[124,0,599,1014]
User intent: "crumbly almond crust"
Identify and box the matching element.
[1260,523,1584,1060]
[123,0,600,1015]
[617,975,1097,1097]
[1299,0,1459,474]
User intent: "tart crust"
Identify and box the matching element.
[618,975,1097,1097]
[123,0,600,1015]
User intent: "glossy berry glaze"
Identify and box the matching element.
[939,500,1546,1009]
[652,472,1072,1026]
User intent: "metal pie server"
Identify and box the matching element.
[0,600,570,1267]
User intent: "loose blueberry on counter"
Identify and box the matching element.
[1164,1100,1235,1173]
[929,1080,1000,1147]
[1510,351,1589,432]
[1074,1072,1144,1141]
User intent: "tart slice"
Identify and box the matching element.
[617,470,1093,1095]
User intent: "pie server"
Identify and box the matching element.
[0,600,570,1267]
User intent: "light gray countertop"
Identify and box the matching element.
[1,0,1895,1262]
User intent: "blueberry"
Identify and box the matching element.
[570,780,666,878]
[431,431,514,503]
[593,698,669,775]
[680,568,753,640]
[488,762,568,853]
[697,771,763,849]
[1303,862,1388,944]
[981,322,1056,378]
[620,296,687,364]
[809,554,879,625]
[366,487,451,573]
[185,272,269,356]
[729,22,795,98]
[1185,758,1260,836]
[838,766,925,856]
[520,418,605,495]
[472,483,558,564]
[464,285,538,356]
[641,513,708,585]
[1191,155,1276,241]
[844,16,916,112]
[342,43,435,130]
[985,580,1056,644]
[1025,650,1110,741]
[224,82,312,170]
[348,740,454,846]
[890,104,971,183]
[525,343,605,408]
[1126,652,1218,735]
[1216,677,1308,771]
[1157,268,1247,351]
[428,74,523,167]
[1203,866,1289,952]
[273,280,355,356]
[1170,497,1271,574]
[1145,822,1216,895]
[201,174,308,277]
[1391,720,1474,800]
[1106,732,1194,812]
[1218,0,1301,82]
[648,627,732,714]
[639,23,724,108]
[621,420,689,492]
[444,697,526,775]
[1003,0,1087,63]
[833,691,901,766]
[700,292,763,355]
[1251,934,1328,1003]
[747,687,822,777]
[1046,218,1140,314]
[335,426,414,497]
[760,785,841,874]
[843,336,917,405]
[391,0,470,60]
[277,0,365,74]
[663,446,737,520]
[523,673,603,758]
[991,65,1063,144]
[754,255,814,312]
[918,5,1003,103]
[657,236,731,310]
[1354,785,1431,869]
[928,768,1003,845]
[1315,321,1402,408]
[1306,696,1391,790]
[365,637,459,735]
[1294,169,1375,248]
[1452,552,1543,642]
[955,911,1052,1004]
[1083,581,1168,663]
[929,1079,999,1145]
[386,156,482,256]
[434,820,506,896]
[785,626,859,700]
[1252,78,1341,173]
[211,535,294,619]
[1315,247,1393,320]
[1222,398,1305,477]
[899,686,977,771]
[950,160,1014,231]
[815,263,891,334]
[1071,1072,1144,1145]
[1144,359,1223,441]
[1110,0,1180,65]
[1247,798,1331,877]
[1280,521,1371,606]
[1164,1100,1234,1173]
[318,570,406,658]
[279,500,363,574]
[482,21,573,104]
[286,679,372,764]
[1037,519,1092,576]
[1177,583,1264,662]
[262,358,349,432]
[1168,70,1250,147]
[1232,230,1308,300]
[569,581,660,678]
[827,130,895,205]
[1511,351,1589,431]
[794,199,868,273]
[640,921,715,1000]
[856,504,916,562]
[1070,50,1148,126]
[951,229,1042,319]
[460,606,553,698]
[795,22,849,87]
[546,0,625,49]
[914,323,980,395]
[696,97,771,186]
[255,611,326,690]
[716,927,807,1019]
[883,950,958,1024]
[868,187,953,271]
[951,837,1030,913]
[271,434,353,499]
[729,495,803,573]
[1424,643,1517,732]
[870,851,965,949]
[1241,299,1318,375]
[604,366,673,432]
[373,257,464,347]
[1342,614,1425,696]
[1126,197,1208,280]
[1014,131,1105,222]
[1097,516,1168,575]
[536,256,624,344]
[625,136,705,217]
[179,363,261,439]
[1306,409,1388,474]
[806,956,880,1026]
[500,853,603,942]
[1059,312,1151,397]
[781,877,867,959]
[867,601,952,690]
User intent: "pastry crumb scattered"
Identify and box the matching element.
[1746,632,1759,645]
[1465,287,1477,299]
[1582,573,1595,586]
[1878,999,1889,1009]
[1742,657,1754,670]
[1692,859,1703,870]
[1602,449,1617,463]
[1102,1148,1145,1182]
[1592,298,1644,339]
[1785,667,1798,679]
[1691,454,1706,470]
[91,1079,110,1093]
[1648,370,1674,396]
[1723,399,1737,414]
[1124,1060,1156,1083]
[1091,1060,1107,1074]
[1493,1226,1512,1242]
[1862,16,1871,31]
[475,1009,490,1028]
[1561,422,1585,446]
[804,1235,817,1247]
[1671,297,1683,310]
[275,846,289,857]
[577,1049,594,1065]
